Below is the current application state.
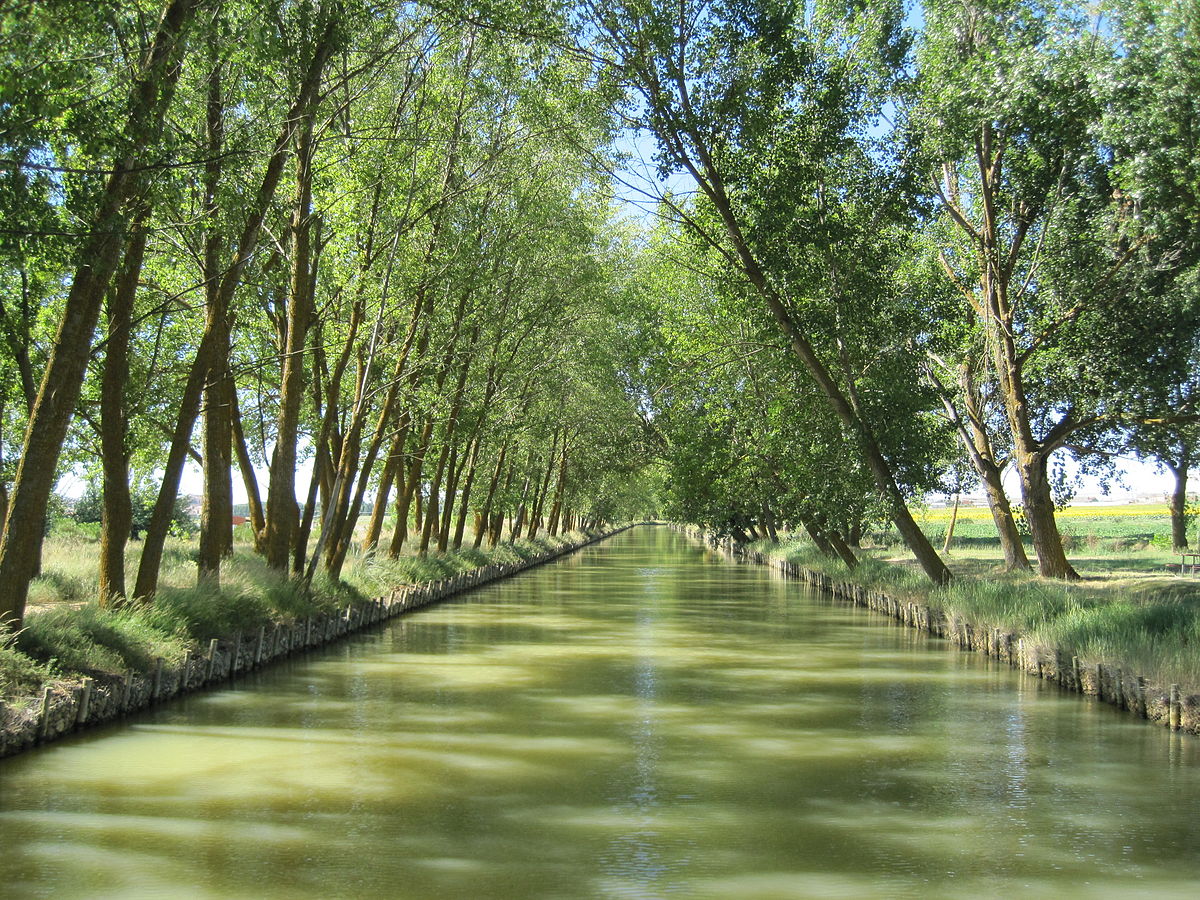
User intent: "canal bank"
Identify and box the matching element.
[0,524,641,758]
[679,525,1200,737]
[2,525,1198,899]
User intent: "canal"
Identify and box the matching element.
[2,526,1199,898]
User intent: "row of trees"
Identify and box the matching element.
[611,0,1199,578]
[0,0,656,628]
[2,0,1196,632]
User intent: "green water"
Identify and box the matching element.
[2,527,1199,899]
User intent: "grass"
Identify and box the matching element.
[752,503,1200,692]
[0,628,54,708]
[2,523,597,707]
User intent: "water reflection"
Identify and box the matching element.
[1,527,1199,899]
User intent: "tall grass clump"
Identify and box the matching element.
[16,605,187,677]
[1032,599,1200,688]
[752,537,928,596]
[932,578,1084,632]
[147,584,273,641]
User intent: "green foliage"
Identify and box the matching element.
[71,482,196,539]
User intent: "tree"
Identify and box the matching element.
[909,0,1193,579]
[0,0,201,627]
[585,0,953,582]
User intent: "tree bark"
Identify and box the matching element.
[134,326,212,602]
[796,513,836,558]
[230,389,265,550]
[475,440,508,548]
[827,530,858,569]
[546,450,568,537]
[389,417,434,556]
[955,363,1031,571]
[451,438,481,550]
[1168,455,1191,551]
[264,114,318,572]
[436,442,460,552]
[98,218,148,604]
[363,422,406,554]
[527,443,557,540]
[419,432,450,554]
[942,493,960,554]
[198,45,230,585]
[1014,449,1078,579]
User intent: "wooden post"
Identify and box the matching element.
[254,626,265,665]
[180,650,192,693]
[1096,664,1104,702]
[76,677,94,726]
[152,656,164,699]
[1072,656,1081,693]
[205,638,219,681]
[37,686,52,741]
[1170,684,1182,731]
[230,632,242,678]
[122,671,134,711]
[1137,676,1147,718]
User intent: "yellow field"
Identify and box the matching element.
[917,503,1170,523]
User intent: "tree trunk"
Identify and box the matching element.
[230,390,265,550]
[1016,450,1078,580]
[512,472,531,538]
[451,437,482,549]
[264,115,318,572]
[134,326,212,602]
[197,45,231,586]
[797,513,836,558]
[294,436,326,575]
[363,423,406,554]
[98,218,148,604]
[419,433,450,554]
[936,360,1031,571]
[389,417,434,556]
[942,493,960,554]
[546,450,568,537]
[528,430,561,539]
[0,0,199,626]
[437,442,461,552]
[761,504,778,543]
[1169,458,1191,552]
[475,441,508,548]
[827,530,858,569]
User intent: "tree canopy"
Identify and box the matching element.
[0,0,1195,626]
